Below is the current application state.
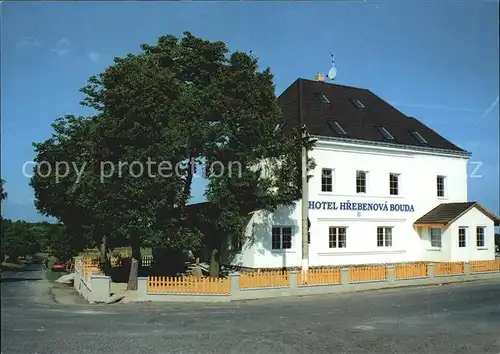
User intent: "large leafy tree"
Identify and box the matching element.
[30,31,315,280]
[30,115,110,262]
[1,220,42,260]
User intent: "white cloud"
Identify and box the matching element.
[87,51,101,63]
[50,37,71,57]
[57,37,71,46]
[17,36,41,47]
[50,47,69,57]
[477,96,499,124]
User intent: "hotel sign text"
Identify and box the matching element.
[309,200,415,212]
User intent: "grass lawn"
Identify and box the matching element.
[0,262,25,270]
[0,256,33,270]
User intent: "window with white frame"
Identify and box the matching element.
[329,227,347,248]
[321,168,333,192]
[271,226,292,250]
[476,226,485,248]
[377,227,392,247]
[430,228,442,248]
[458,227,467,248]
[356,170,367,193]
[437,175,446,197]
[389,173,399,196]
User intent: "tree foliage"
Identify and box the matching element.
[30,32,315,277]
[1,179,7,201]
[0,219,64,260]
[30,116,102,253]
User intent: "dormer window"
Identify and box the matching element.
[327,120,347,136]
[378,127,395,140]
[314,93,330,104]
[350,98,366,109]
[410,131,428,144]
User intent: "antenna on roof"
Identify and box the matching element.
[327,53,337,81]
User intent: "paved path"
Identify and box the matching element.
[1,264,500,353]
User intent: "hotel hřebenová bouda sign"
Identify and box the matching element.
[309,200,415,212]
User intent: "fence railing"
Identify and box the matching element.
[142,255,153,267]
[297,268,341,286]
[239,270,289,289]
[470,260,500,273]
[348,265,387,282]
[394,263,428,279]
[80,255,154,268]
[147,276,230,294]
[75,257,103,288]
[434,262,465,276]
[140,260,500,298]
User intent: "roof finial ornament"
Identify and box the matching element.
[327,53,337,81]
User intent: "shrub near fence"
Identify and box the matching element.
[239,270,288,289]
[349,265,387,282]
[148,276,230,294]
[394,263,428,279]
[434,262,465,276]
[297,268,341,286]
[470,260,500,273]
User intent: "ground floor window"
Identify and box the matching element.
[271,226,292,250]
[377,227,392,247]
[458,227,467,248]
[476,226,485,247]
[430,228,442,248]
[329,227,347,248]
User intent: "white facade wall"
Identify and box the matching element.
[230,139,494,269]
[447,207,496,261]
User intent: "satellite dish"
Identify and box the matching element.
[327,53,337,80]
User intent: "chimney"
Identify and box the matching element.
[314,72,325,82]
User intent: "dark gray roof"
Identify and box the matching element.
[414,202,500,226]
[278,79,467,153]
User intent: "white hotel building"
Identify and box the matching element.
[231,77,499,269]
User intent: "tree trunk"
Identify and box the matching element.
[127,258,139,290]
[128,236,142,289]
[131,237,142,269]
[99,234,110,275]
[210,248,219,278]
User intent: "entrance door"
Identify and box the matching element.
[455,226,469,261]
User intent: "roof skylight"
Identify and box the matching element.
[275,122,287,132]
[378,127,395,140]
[314,93,330,104]
[327,120,347,135]
[410,131,428,144]
[350,98,366,109]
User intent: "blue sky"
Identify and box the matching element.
[2,1,499,222]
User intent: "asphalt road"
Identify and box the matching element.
[1,264,500,354]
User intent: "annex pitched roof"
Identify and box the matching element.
[413,202,500,227]
[278,78,468,154]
